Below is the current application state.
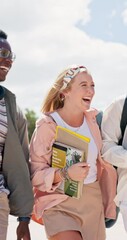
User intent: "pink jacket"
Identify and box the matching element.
[30,109,117,220]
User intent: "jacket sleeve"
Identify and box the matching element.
[30,119,61,192]
[101,97,127,168]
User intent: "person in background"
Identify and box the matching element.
[0,30,33,240]
[101,95,127,232]
[30,65,116,240]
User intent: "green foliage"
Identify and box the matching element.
[25,108,38,141]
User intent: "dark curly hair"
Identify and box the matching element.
[0,30,7,40]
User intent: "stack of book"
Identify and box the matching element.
[52,126,90,199]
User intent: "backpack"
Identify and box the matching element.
[96,97,127,228]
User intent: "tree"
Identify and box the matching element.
[25,108,38,141]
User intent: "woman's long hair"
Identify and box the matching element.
[41,65,88,113]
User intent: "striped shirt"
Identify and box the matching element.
[0,98,9,194]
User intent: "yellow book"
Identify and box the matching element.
[55,126,90,160]
[55,126,90,143]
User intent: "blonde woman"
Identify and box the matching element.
[30,65,116,240]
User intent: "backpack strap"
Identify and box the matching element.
[118,97,127,145]
[96,111,103,129]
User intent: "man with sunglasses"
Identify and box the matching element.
[0,30,33,240]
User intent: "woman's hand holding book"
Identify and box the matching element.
[67,162,90,182]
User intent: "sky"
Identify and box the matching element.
[1,0,127,116]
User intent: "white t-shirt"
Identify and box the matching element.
[50,112,98,184]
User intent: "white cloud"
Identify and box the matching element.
[121,7,127,25]
[0,0,127,116]
[110,9,117,18]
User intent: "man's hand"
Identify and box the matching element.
[16,222,31,240]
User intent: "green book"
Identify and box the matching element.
[52,141,86,199]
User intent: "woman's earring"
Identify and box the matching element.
[60,93,65,102]
[61,97,65,102]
